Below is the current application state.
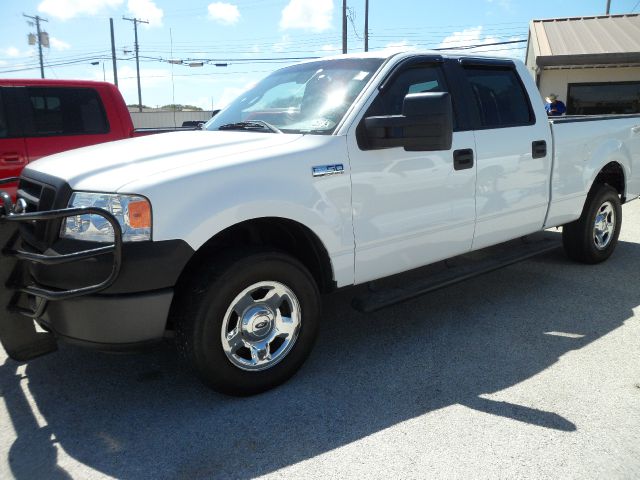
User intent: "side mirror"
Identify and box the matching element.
[363,92,453,151]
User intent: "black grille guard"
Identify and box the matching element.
[0,177,123,319]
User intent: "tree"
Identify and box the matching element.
[161,104,203,111]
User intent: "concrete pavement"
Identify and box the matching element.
[1,201,639,479]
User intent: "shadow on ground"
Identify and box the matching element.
[1,238,639,479]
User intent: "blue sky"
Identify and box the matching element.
[0,0,638,109]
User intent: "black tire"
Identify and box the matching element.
[562,184,622,264]
[174,248,320,396]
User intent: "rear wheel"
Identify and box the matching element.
[562,184,622,264]
[175,249,320,396]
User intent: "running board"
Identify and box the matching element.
[352,231,562,313]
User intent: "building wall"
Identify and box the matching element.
[524,38,537,81]
[537,67,640,105]
[129,110,216,129]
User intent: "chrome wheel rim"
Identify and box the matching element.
[593,200,615,250]
[221,281,301,371]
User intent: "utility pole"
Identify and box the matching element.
[123,16,148,112]
[606,0,611,14]
[110,18,118,87]
[364,0,369,52]
[23,13,48,79]
[342,0,347,54]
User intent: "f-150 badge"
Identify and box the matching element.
[312,164,344,177]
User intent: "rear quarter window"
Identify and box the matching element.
[26,87,109,136]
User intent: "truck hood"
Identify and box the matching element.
[24,131,304,192]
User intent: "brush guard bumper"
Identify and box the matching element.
[0,177,123,360]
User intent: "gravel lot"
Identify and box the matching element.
[1,201,639,480]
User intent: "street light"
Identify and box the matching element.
[167,58,229,68]
[91,61,106,81]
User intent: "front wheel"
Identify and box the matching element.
[562,184,622,264]
[175,250,320,396]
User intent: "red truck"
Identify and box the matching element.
[0,79,155,199]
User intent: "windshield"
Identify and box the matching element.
[205,58,385,135]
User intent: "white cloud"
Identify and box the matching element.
[207,2,240,25]
[38,0,123,20]
[437,26,523,59]
[109,65,171,104]
[127,0,163,27]
[3,47,24,58]
[280,0,333,33]
[272,35,292,53]
[214,82,255,109]
[49,37,71,51]
[377,40,417,55]
[438,27,485,49]
[320,44,339,52]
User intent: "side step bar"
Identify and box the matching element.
[352,231,562,313]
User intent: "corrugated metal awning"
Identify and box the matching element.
[529,14,640,67]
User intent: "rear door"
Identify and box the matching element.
[21,86,113,162]
[458,59,552,250]
[0,88,29,199]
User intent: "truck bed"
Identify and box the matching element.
[545,114,640,228]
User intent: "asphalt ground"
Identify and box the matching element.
[1,201,639,479]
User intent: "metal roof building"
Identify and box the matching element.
[525,14,640,115]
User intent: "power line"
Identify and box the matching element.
[0,37,530,77]
[347,7,362,41]
[435,38,527,50]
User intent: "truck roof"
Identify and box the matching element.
[0,78,117,88]
[301,49,520,65]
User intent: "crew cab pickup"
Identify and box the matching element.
[0,79,166,199]
[1,52,639,395]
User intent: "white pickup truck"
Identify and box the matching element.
[1,51,639,395]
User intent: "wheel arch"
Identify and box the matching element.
[173,217,336,299]
[588,161,626,202]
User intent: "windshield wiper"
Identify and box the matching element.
[218,120,282,134]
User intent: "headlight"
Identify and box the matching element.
[61,192,152,242]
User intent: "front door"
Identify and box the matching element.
[347,60,477,284]
[0,88,29,199]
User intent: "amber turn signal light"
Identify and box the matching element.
[128,200,151,229]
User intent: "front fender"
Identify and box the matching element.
[128,136,356,287]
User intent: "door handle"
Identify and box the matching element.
[532,140,547,159]
[0,152,24,163]
[453,149,474,171]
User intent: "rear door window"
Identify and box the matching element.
[462,66,534,128]
[26,87,109,136]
